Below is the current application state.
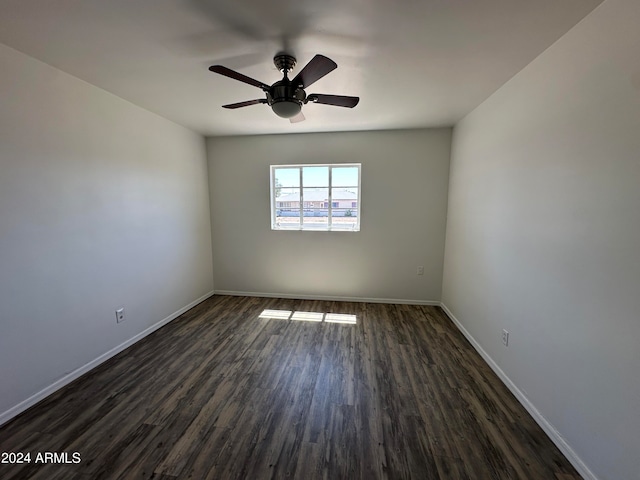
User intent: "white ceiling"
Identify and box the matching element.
[0,0,602,136]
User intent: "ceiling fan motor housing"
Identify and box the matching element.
[268,79,306,118]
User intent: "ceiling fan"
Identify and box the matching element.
[209,53,359,123]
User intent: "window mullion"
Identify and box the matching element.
[328,167,333,230]
[298,167,303,230]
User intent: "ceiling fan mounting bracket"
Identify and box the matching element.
[273,53,297,74]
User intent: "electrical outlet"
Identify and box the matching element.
[116,307,125,323]
[417,266,424,275]
[502,329,509,347]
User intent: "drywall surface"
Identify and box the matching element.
[442,0,640,478]
[0,44,213,419]
[208,129,451,303]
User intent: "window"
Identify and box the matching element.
[271,163,361,231]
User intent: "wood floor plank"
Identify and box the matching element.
[0,295,583,480]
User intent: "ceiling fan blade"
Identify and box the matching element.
[289,111,306,123]
[307,94,360,108]
[222,99,267,109]
[291,55,337,88]
[209,65,270,90]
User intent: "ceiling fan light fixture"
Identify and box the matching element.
[271,99,302,118]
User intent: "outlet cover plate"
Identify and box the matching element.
[502,329,509,346]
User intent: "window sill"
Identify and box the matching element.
[272,226,360,232]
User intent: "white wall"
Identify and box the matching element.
[442,1,640,479]
[0,44,213,422]
[208,129,451,303]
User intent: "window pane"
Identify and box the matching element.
[331,167,359,187]
[303,166,329,187]
[275,186,300,224]
[302,187,329,228]
[331,187,358,229]
[274,168,300,188]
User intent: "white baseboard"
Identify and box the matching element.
[214,290,440,306]
[439,303,599,480]
[0,291,214,427]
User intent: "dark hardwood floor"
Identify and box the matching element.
[0,295,581,479]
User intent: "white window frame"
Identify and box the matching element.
[270,163,361,232]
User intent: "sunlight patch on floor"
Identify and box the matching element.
[324,313,357,324]
[291,311,324,322]
[259,309,292,320]
[258,309,357,324]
